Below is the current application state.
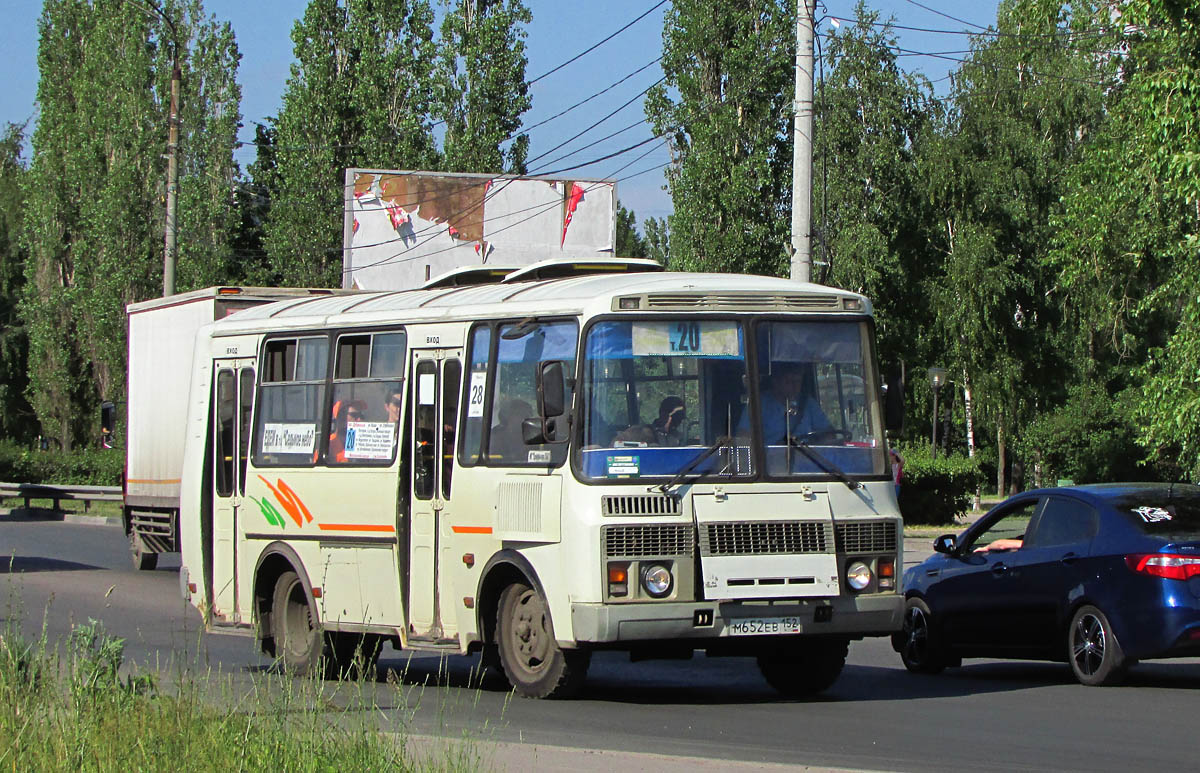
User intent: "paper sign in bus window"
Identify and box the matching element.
[343,421,396,460]
[632,321,739,357]
[467,371,487,418]
[607,454,640,477]
[262,423,317,455]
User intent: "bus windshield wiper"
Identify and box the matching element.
[787,435,861,490]
[656,436,732,495]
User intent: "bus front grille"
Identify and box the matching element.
[602,494,681,516]
[701,521,832,556]
[604,524,694,557]
[835,520,898,553]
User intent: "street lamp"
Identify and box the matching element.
[928,367,947,459]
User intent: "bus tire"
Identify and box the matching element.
[496,581,589,699]
[271,570,324,676]
[129,531,158,571]
[757,637,848,697]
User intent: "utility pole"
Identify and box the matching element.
[790,0,816,283]
[163,59,180,297]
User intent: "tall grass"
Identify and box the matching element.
[0,616,483,771]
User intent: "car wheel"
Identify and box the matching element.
[496,581,590,699]
[895,598,948,674]
[1068,605,1126,686]
[271,570,324,676]
[757,637,849,696]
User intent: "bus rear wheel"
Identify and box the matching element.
[129,531,158,571]
[271,570,323,676]
[496,581,589,699]
[757,637,849,697]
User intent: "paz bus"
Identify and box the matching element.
[177,258,905,698]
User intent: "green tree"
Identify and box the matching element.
[436,0,532,174]
[22,0,241,448]
[1051,0,1200,476]
[0,124,35,442]
[642,215,670,267]
[265,0,440,288]
[614,202,646,258]
[814,4,936,370]
[920,0,1110,492]
[645,0,794,275]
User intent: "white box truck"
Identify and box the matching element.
[123,286,345,569]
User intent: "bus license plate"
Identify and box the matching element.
[726,617,803,636]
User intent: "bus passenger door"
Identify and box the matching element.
[210,360,256,623]
[407,350,462,640]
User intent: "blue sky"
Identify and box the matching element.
[1,0,1001,222]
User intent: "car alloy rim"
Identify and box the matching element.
[1072,612,1105,676]
[903,606,930,665]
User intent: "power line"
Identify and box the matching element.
[520,57,662,135]
[525,76,666,166]
[528,0,667,85]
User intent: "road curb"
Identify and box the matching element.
[404,733,862,772]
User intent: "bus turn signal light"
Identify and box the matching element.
[608,562,629,597]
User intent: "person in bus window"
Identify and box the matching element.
[384,389,403,424]
[491,398,532,461]
[651,396,687,446]
[738,361,830,444]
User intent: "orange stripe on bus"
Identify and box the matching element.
[316,523,396,533]
[451,526,493,534]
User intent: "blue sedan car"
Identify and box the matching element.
[894,483,1200,685]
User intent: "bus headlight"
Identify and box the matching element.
[641,563,674,598]
[846,561,872,591]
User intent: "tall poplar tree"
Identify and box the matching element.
[436,0,532,174]
[0,124,34,442]
[645,0,795,275]
[22,0,241,448]
[265,0,440,288]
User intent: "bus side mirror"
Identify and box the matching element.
[537,360,565,418]
[884,371,904,433]
[100,401,115,449]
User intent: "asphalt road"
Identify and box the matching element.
[3,514,1199,772]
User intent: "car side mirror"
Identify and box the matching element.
[933,534,957,554]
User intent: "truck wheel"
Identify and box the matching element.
[496,581,589,699]
[757,637,849,697]
[129,532,158,571]
[271,570,324,676]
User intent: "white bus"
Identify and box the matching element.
[178,259,906,698]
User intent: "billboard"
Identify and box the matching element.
[343,169,617,290]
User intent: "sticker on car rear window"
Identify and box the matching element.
[1133,506,1173,523]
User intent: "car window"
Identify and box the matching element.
[1114,490,1200,539]
[1025,496,1097,548]
[963,499,1040,553]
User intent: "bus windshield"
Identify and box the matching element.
[576,317,886,482]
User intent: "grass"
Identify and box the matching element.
[0,614,485,772]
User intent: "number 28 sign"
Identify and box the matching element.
[631,321,740,357]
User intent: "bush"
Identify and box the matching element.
[896,444,984,526]
[0,440,123,486]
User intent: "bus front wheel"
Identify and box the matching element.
[271,570,323,676]
[757,637,849,696]
[496,581,589,699]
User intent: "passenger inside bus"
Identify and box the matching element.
[328,399,370,463]
[491,397,532,461]
[384,388,403,423]
[651,396,687,446]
